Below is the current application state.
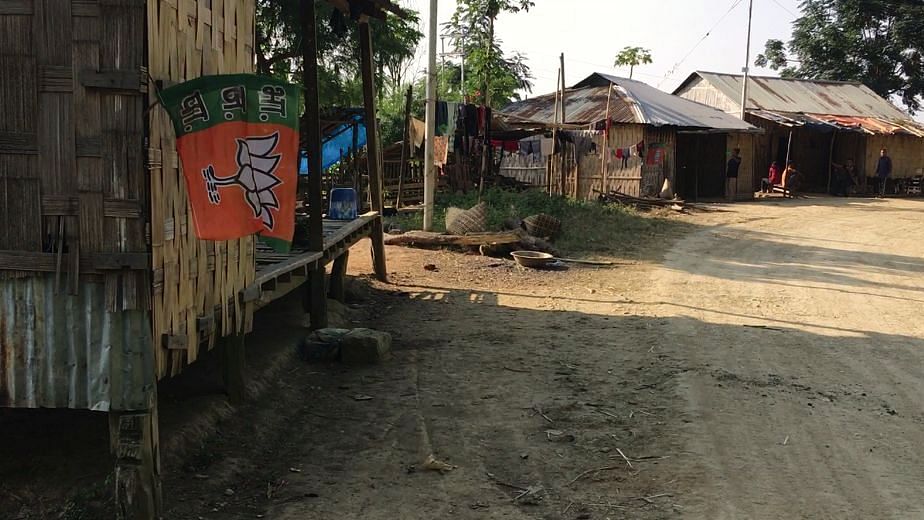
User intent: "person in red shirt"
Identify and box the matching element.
[762,161,782,193]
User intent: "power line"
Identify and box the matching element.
[768,0,798,18]
[657,0,746,88]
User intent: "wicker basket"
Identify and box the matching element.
[446,202,488,235]
[522,213,561,238]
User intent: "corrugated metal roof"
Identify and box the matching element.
[749,109,924,137]
[685,71,911,120]
[0,276,155,411]
[500,73,757,132]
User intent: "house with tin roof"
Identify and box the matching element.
[674,72,924,194]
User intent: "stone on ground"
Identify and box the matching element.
[298,328,350,363]
[340,328,392,365]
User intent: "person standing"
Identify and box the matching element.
[726,148,741,201]
[876,148,893,197]
[763,161,782,192]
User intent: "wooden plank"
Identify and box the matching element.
[0,132,38,154]
[0,250,149,272]
[109,406,162,519]
[72,0,101,17]
[38,65,74,93]
[0,0,33,15]
[79,68,147,93]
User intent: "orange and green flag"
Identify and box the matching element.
[158,74,300,252]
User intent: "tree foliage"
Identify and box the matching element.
[445,0,535,107]
[255,1,422,98]
[254,1,423,143]
[756,0,924,112]
[614,46,653,79]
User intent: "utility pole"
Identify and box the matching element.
[739,0,754,120]
[423,0,438,230]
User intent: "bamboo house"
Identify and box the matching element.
[0,0,395,516]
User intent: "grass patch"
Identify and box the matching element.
[386,188,685,257]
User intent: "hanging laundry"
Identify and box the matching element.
[463,104,478,136]
[433,135,449,167]
[636,140,645,158]
[616,148,624,159]
[491,140,519,152]
[540,138,554,157]
[444,102,459,138]
[435,101,449,136]
[408,117,426,149]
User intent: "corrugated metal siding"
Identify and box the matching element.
[0,276,154,411]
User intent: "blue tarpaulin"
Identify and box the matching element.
[299,115,367,175]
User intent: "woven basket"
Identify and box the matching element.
[446,202,487,235]
[522,213,561,238]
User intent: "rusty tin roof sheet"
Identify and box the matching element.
[683,72,912,121]
[501,73,757,132]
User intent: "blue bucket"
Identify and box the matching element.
[328,188,358,220]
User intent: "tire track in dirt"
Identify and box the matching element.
[644,199,924,519]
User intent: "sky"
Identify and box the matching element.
[400,0,802,97]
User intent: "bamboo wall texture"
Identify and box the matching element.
[0,0,150,301]
[147,0,256,378]
[0,1,154,410]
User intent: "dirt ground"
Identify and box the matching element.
[4,196,924,519]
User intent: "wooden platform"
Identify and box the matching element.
[241,213,379,308]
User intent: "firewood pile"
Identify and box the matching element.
[384,203,561,257]
[596,190,686,212]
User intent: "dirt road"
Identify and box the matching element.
[647,198,924,519]
[6,197,923,519]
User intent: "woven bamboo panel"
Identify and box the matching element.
[147,0,256,379]
[0,0,149,305]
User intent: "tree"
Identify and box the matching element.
[755,0,924,113]
[446,0,535,108]
[614,46,652,79]
[255,1,422,99]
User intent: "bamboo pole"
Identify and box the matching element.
[602,82,612,193]
[397,85,412,207]
[827,130,837,194]
[550,67,560,196]
[559,52,567,197]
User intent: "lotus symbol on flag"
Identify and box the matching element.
[201,132,284,230]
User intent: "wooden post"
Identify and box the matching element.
[559,52,567,197]
[478,14,495,201]
[360,23,384,216]
[602,82,612,193]
[397,85,413,208]
[328,250,349,302]
[110,399,162,519]
[550,67,560,196]
[359,22,388,283]
[301,0,327,329]
[827,130,837,194]
[221,334,246,404]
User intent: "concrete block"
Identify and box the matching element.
[298,328,350,363]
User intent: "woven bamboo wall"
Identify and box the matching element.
[147,0,256,378]
[0,0,149,305]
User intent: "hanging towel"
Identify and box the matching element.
[444,102,459,138]
[433,135,449,166]
[540,138,554,157]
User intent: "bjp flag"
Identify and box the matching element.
[158,74,300,252]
